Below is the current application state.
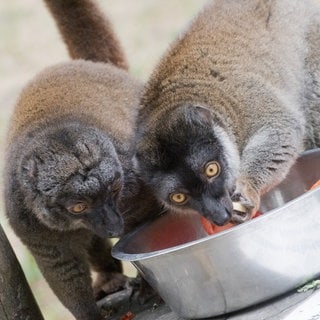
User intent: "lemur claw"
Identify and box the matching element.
[231,178,260,224]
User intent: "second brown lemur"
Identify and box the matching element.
[4,0,163,319]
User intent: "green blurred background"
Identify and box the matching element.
[0,1,207,319]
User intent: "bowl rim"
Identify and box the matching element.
[112,148,320,262]
[112,187,320,261]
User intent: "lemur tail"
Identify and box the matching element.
[43,0,129,70]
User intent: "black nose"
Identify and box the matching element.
[105,210,124,237]
[211,209,231,226]
[201,194,233,226]
[83,202,124,238]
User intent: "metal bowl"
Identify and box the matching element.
[112,149,320,319]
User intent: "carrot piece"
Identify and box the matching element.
[120,311,135,320]
[201,210,263,235]
[254,211,263,217]
[200,216,216,234]
[200,216,234,235]
[200,179,319,236]
[310,180,320,190]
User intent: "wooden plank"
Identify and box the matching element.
[0,224,44,320]
[282,290,320,319]
[105,284,319,319]
[133,288,316,320]
[220,289,316,320]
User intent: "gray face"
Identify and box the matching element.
[137,105,235,226]
[20,124,124,237]
[142,140,233,226]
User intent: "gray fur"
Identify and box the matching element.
[136,0,320,225]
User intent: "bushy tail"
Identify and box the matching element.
[43,0,128,70]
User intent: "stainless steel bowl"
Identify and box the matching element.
[112,149,320,319]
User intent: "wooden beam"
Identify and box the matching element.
[0,224,44,320]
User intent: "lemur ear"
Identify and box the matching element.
[168,104,214,129]
[193,105,230,129]
[193,105,214,123]
[180,104,214,126]
[22,156,38,180]
[20,156,39,194]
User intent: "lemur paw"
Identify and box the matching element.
[231,178,260,224]
[136,276,161,305]
[93,272,129,300]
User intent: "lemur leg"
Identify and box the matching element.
[232,122,304,223]
[88,236,128,300]
[30,242,102,320]
[303,19,320,149]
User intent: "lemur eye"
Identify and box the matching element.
[68,202,88,214]
[170,193,188,205]
[205,161,220,178]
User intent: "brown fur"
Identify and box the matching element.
[136,0,320,224]
[43,0,128,69]
[4,1,162,319]
[8,61,140,149]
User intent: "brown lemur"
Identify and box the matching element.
[135,0,320,226]
[4,0,163,319]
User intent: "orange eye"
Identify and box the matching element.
[205,161,220,178]
[68,202,88,214]
[170,193,188,205]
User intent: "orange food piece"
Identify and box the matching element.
[254,211,263,218]
[201,211,263,235]
[201,178,320,236]
[201,217,233,234]
[310,180,320,190]
[120,311,135,320]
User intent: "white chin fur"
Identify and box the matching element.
[212,124,240,188]
[193,104,240,186]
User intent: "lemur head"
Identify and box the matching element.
[20,122,124,237]
[136,104,240,226]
